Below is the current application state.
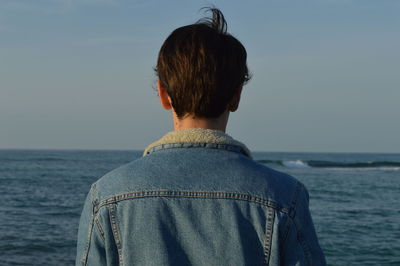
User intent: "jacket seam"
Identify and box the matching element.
[292,217,313,265]
[94,190,289,214]
[108,203,123,266]
[94,216,105,242]
[145,142,251,158]
[81,213,94,266]
[263,207,275,265]
[281,182,313,265]
[281,182,303,244]
[81,184,98,266]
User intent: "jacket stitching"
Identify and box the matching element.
[80,184,99,266]
[81,212,94,266]
[290,182,302,216]
[263,207,275,265]
[94,190,288,214]
[293,218,313,266]
[281,182,303,244]
[282,182,313,265]
[108,203,123,266]
[146,142,250,157]
[94,216,105,242]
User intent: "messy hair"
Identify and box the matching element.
[156,8,250,118]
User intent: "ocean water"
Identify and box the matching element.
[0,149,399,265]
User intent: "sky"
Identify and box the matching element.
[1,0,399,153]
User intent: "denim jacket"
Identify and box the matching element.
[76,129,326,266]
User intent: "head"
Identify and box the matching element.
[155,8,250,120]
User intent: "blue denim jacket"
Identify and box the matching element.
[76,129,326,265]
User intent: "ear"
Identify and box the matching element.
[228,86,243,112]
[157,81,172,110]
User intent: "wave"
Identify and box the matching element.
[257,160,400,169]
[282,160,311,168]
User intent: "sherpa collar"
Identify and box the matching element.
[143,128,252,158]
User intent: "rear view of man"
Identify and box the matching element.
[76,8,326,266]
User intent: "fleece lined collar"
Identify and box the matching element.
[143,128,252,158]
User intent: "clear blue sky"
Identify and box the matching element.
[1,0,399,153]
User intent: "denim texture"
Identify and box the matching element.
[76,133,326,266]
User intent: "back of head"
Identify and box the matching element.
[156,8,250,119]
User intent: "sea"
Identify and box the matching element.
[0,149,399,266]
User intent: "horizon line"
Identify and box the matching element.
[0,147,399,155]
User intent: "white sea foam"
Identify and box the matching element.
[282,160,311,168]
[327,167,400,171]
[377,167,400,171]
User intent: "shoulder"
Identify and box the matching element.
[237,156,306,207]
[90,156,154,201]
[91,149,304,211]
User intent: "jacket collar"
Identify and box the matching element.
[143,128,252,158]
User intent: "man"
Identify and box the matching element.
[76,8,326,266]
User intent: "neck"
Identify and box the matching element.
[171,111,229,132]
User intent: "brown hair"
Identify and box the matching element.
[155,8,250,118]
